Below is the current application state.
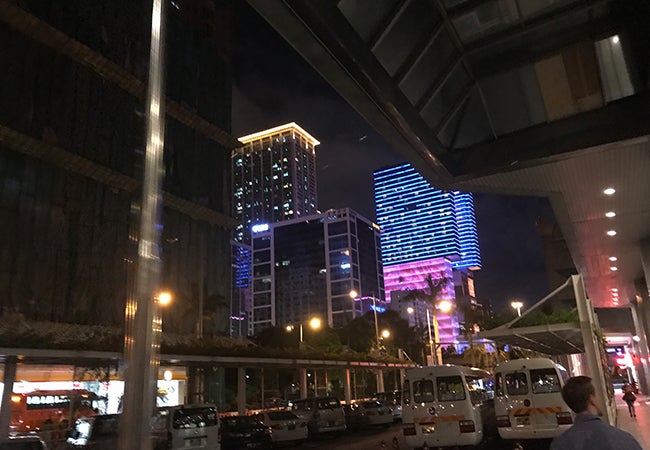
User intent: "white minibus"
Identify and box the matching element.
[494,358,573,441]
[402,365,497,448]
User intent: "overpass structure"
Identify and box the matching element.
[0,347,412,428]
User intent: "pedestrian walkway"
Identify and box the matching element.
[617,394,650,449]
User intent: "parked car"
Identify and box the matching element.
[257,411,307,444]
[0,434,47,450]
[219,415,272,450]
[357,401,393,427]
[342,404,369,431]
[151,404,220,450]
[66,414,120,449]
[291,397,346,436]
[372,391,402,421]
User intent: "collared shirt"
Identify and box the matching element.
[550,413,642,450]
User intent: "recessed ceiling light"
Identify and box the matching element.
[603,187,616,195]
[610,266,618,271]
[612,35,620,44]
[611,288,618,292]
[605,211,616,218]
[607,230,617,236]
[609,256,617,261]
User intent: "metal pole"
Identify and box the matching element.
[0,356,17,438]
[120,0,166,449]
[572,275,614,425]
[426,309,436,365]
[372,292,380,349]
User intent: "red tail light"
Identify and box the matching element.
[403,424,416,436]
[496,415,511,428]
[459,420,476,433]
[556,412,573,425]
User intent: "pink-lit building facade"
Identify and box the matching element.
[384,257,460,344]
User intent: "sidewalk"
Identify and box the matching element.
[617,394,650,449]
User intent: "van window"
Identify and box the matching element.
[466,375,492,403]
[173,407,218,429]
[505,372,529,395]
[413,380,435,403]
[437,376,465,401]
[531,369,561,394]
[403,381,411,406]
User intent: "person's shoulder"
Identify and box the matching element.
[604,423,643,449]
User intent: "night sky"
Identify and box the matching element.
[231,2,556,313]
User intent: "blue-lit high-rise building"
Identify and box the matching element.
[374,164,481,270]
[375,163,481,344]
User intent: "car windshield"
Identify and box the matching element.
[317,398,340,409]
[173,407,218,429]
[361,401,382,408]
[221,416,261,429]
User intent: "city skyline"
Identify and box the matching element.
[232,1,554,312]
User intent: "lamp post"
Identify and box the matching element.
[286,317,321,346]
[511,301,524,317]
[350,290,380,349]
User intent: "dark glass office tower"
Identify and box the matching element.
[249,208,383,334]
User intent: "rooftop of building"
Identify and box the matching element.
[237,122,320,147]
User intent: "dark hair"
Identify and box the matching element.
[561,376,595,413]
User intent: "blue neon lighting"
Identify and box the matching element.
[370,304,386,313]
[374,164,481,269]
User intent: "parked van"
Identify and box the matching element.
[494,358,573,441]
[151,404,220,450]
[402,365,497,448]
[290,397,346,435]
[66,414,120,449]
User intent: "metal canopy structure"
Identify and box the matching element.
[480,322,584,355]
[248,0,650,311]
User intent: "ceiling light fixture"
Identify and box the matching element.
[612,35,620,44]
[611,288,618,292]
[603,187,616,195]
[609,256,617,261]
[610,266,618,271]
[605,211,616,218]
[607,230,617,236]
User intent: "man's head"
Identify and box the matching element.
[562,376,598,414]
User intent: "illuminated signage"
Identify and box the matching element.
[251,223,269,233]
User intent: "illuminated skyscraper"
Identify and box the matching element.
[375,163,481,343]
[233,123,319,244]
[374,163,481,270]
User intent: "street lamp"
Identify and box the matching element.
[511,301,524,317]
[438,300,452,314]
[286,317,322,344]
[350,290,380,349]
[381,329,391,339]
[156,291,172,306]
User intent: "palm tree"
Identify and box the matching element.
[401,272,452,363]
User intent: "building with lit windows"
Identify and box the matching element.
[375,163,481,342]
[230,241,252,337]
[249,208,384,334]
[374,163,481,270]
[233,123,319,244]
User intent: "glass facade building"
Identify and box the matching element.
[374,163,481,270]
[233,123,319,244]
[250,208,384,334]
